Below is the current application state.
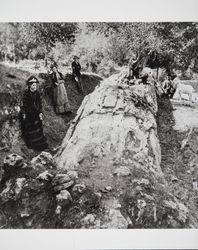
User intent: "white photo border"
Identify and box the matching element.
[0,0,198,249]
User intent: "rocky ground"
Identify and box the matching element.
[0,64,198,229]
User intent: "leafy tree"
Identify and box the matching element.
[18,23,77,65]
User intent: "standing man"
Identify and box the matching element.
[72,56,84,94]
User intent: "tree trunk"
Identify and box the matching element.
[44,43,50,67]
[54,70,189,228]
[142,55,149,68]
[44,56,48,67]
[13,44,16,64]
[156,67,159,81]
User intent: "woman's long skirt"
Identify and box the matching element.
[21,117,48,151]
[54,83,71,114]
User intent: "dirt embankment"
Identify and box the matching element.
[157,96,198,228]
[0,66,197,229]
[0,64,102,162]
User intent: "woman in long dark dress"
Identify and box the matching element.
[20,76,48,151]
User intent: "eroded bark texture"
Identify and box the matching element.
[55,72,189,228]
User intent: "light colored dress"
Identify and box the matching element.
[51,71,71,114]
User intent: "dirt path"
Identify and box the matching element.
[157,96,198,227]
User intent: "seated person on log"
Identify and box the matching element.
[162,74,177,98]
[128,50,141,84]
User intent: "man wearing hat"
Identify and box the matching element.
[72,56,84,94]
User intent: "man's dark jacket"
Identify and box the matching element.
[72,61,81,76]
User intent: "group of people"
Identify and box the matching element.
[20,56,82,151]
[127,56,177,98]
[50,55,83,114]
[19,54,178,152]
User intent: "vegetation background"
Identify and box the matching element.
[0,22,198,79]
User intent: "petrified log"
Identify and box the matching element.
[55,71,189,228]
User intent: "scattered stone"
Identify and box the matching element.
[52,173,75,192]
[31,152,54,171]
[54,180,74,192]
[116,203,122,209]
[72,184,86,194]
[37,171,53,181]
[55,205,62,215]
[95,192,102,199]
[3,153,24,171]
[144,193,154,201]
[20,213,30,218]
[52,174,71,186]
[56,190,72,206]
[192,180,198,191]
[133,178,150,186]
[113,166,130,177]
[81,214,96,226]
[178,202,189,223]
[105,186,113,192]
[0,181,13,202]
[171,176,179,183]
[101,186,113,193]
[101,209,128,229]
[15,178,26,195]
[22,163,28,169]
[67,170,78,180]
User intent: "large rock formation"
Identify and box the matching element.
[55,70,189,228]
[0,66,192,228]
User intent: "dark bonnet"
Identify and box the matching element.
[26,76,39,87]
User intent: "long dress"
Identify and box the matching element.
[50,72,71,114]
[20,89,48,151]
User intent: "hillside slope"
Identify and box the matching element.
[0,66,197,229]
[0,64,102,162]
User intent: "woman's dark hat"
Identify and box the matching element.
[73,56,79,59]
[26,76,39,86]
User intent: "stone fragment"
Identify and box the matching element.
[105,186,113,192]
[37,171,53,181]
[171,176,179,183]
[15,178,26,195]
[192,180,198,190]
[101,209,128,229]
[67,170,78,180]
[113,166,130,177]
[72,184,86,194]
[0,181,12,202]
[55,205,62,215]
[54,180,74,192]
[81,214,96,226]
[52,174,71,186]
[56,190,72,206]
[31,152,54,171]
[3,153,24,171]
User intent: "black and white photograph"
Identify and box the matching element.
[0,0,198,249]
